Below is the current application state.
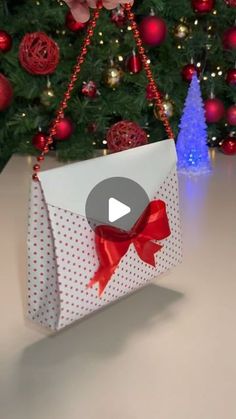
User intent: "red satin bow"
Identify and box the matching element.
[87,200,171,296]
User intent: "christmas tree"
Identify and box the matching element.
[0,0,236,171]
[176,72,211,174]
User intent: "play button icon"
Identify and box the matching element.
[85,177,150,240]
[108,198,131,223]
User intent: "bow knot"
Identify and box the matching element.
[87,200,171,296]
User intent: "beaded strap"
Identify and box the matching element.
[32,1,174,180]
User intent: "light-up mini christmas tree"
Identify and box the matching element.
[176,73,211,175]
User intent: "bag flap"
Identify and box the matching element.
[39,140,177,220]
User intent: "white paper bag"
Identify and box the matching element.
[27,140,182,330]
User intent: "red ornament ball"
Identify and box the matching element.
[55,117,74,140]
[220,138,236,155]
[65,11,87,32]
[127,52,142,74]
[0,30,12,53]
[0,73,13,111]
[32,132,48,151]
[224,0,236,6]
[139,16,167,47]
[110,7,126,27]
[106,120,148,152]
[19,32,60,75]
[226,105,236,125]
[204,98,225,123]
[182,64,198,82]
[226,68,236,86]
[191,0,215,13]
[223,27,236,50]
[82,81,98,98]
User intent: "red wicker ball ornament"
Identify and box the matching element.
[106,121,148,152]
[19,32,60,75]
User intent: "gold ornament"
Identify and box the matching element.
[40,81,55,107]
[154,96,174,119]
[174,22,190,40]
[104,64,123,88]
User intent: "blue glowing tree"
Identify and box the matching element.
[176,73,211,175]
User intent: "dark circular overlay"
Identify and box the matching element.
[85,177,150,241]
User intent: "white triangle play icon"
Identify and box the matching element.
[108,198,131,223]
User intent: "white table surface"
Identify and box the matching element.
[0,151,236,419]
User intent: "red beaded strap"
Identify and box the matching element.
[124,3,174,140]
[32,1,174,180]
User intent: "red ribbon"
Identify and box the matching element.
[87,200,171,296]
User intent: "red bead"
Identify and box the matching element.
[43,145,49,152]
[32,173,39,181]
[33,164,40,171]
[37,156,44,162]
[32,132,48,151]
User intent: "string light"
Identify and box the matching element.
[194,19,198,25]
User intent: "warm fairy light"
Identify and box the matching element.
[102,140,107,144]
[22,113,26,117]
[212,9,217,15]
[217,66,220,70]
[127,26,132,31]
[211,72,216,77]
[196,62,201,68]
[218,71,223,76]
[194,19,198,25]
[100,40,104,44]
[147,59,151,64]
[115,39,119,44]
[118,55,124,61]
[177,45,182,49]
[99,32,103,36]
[203,76,208,80]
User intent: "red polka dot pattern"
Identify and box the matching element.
[27,168,182,330]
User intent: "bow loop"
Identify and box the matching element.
[87,199,171,296]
